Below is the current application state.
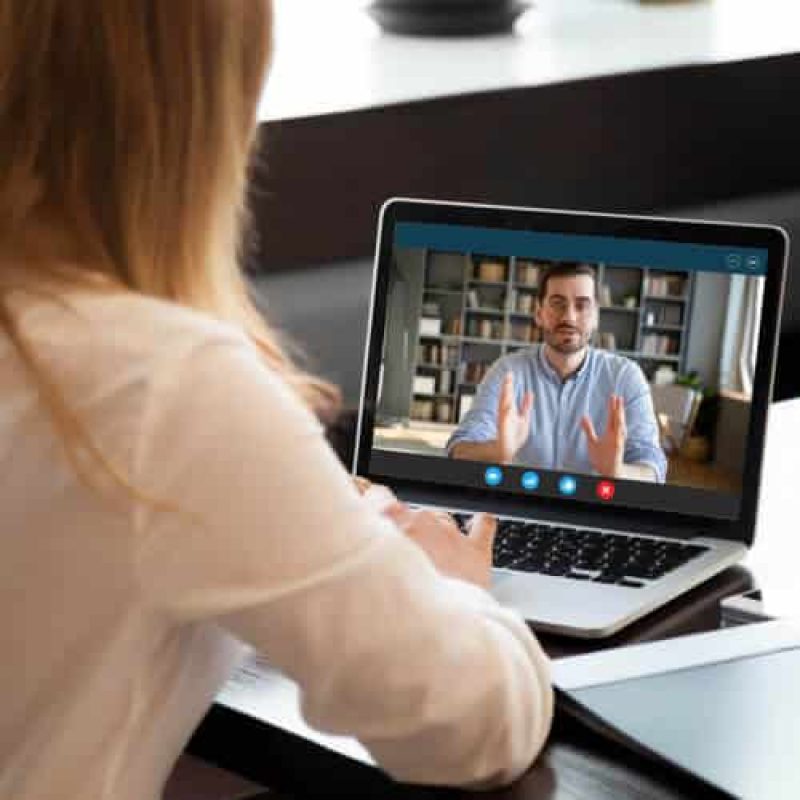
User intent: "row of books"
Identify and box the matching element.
[470,260,545,285]
[644,303,683,325]
[641,333,681,355]
[644,274,687,298]
[410,390,476,425]
[414,360,494,393]
[414,359,504,391]
[416,342,460,367]
[509,320,541,343]
[466,288,541,314]
[466,289,503,310]
[462,361,491,385]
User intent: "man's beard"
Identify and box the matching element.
[543,325,592,355]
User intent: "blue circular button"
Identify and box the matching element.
[521,471,540,491]
[558,475,578,496]
[484,466,504,487]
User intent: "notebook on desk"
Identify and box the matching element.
[552,619,800,800]
[353,198,788,638]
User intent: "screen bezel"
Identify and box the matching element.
[354,198,788,546]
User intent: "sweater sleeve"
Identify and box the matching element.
[132,333,553,788]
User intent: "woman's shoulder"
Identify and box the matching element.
[21,288,250,360]
[10,289,260,409]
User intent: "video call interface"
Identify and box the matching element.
[366,222,769,520]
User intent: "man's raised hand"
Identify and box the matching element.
[496,372,534,463]
[581,394,626,477]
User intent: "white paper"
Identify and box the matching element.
[216,654,375,765]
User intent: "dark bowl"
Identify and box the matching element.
[368,0,531,37]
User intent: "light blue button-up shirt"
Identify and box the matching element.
[447,345,667,482]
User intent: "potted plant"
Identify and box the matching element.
[675,371,718,462]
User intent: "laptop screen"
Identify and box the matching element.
[356,200,786,534]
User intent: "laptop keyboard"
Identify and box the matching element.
[452,514,709,588]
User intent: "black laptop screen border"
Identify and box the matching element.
[354,198,787,546]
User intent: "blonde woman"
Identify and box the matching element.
[0,3,553,798]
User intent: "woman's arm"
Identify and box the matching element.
[132,333,553,788]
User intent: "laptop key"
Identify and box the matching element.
[494,552,519,569]
[565,570,594,581]
[539,564,571,577]
[594,571,624,584]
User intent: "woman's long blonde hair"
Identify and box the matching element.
[0,1,339,503]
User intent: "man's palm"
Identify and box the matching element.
[497,373,534,463]
[581,394,626,477]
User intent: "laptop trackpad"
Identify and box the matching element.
[490,570,638,634]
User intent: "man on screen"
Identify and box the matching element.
[448,262,667,483]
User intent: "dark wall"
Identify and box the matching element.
[246,53,800,399]
[248,54,800,268]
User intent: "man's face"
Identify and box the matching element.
[535,274,598,355]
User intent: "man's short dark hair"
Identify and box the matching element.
[537,262,598,301]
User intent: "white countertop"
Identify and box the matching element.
[259,0,800,122]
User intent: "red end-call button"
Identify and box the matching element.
[596,480,616,501]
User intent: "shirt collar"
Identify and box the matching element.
[539,344,592,384]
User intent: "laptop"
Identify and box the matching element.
[352,198,788,638]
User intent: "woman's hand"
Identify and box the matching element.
[357,479,497,589]
[391,508,497,590]
[352,475,375,496]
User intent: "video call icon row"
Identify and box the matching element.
[484,467,615,501]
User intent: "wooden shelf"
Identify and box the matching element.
[637,353,681,362]
[642,323,683,332]
[602,349,682,362]
[597,349,636,358]
[465,307,505,315]
[460,335,504,345]
[418,333,459,340]
[601,305,640,313]
[644,294,687,302]
[468,279,507,288]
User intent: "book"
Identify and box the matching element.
[418,317,441,336]
[458,392,475,420]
